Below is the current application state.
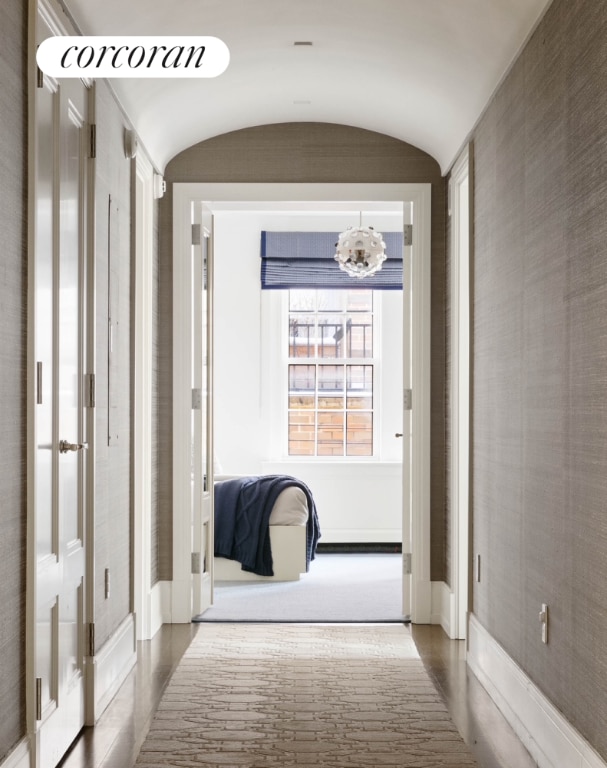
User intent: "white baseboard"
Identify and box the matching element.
[0,739,30,768]
[468,614,607,768]
[150,580,171,637]
[430,581,455,637]
[86,613,137,725]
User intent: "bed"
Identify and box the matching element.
[213,475,321,582]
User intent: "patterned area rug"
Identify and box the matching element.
[135,624,478,767]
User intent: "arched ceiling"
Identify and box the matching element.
[64,0,552,173]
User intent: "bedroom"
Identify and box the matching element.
[202,200,407,616]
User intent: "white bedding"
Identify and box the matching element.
[213,479,310,581]
[269,486,308,526]
[214,476,308,526]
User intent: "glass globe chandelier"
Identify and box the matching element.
[334,216,387,279]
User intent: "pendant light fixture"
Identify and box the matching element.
[334,213,387,279]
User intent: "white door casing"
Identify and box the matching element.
[133,151,154,640]
[172,183,432,624]
[449,145,471,639]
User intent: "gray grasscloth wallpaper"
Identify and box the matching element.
[0,0,27,760]
[155,123,447,583]
[471,0,607,759]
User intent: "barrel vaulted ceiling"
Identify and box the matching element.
[64,0,553,172]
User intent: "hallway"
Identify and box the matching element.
[58,624,535,768]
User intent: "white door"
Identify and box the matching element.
[190,202,214,616]
[34,66,88,767]
[401,203,413,620]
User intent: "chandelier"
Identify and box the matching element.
[334,217,387,279]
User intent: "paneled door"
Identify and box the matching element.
[401,203,413,620]
[190,202,214,616]
[34,45,89,768]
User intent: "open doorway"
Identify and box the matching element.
[209,203,405,621]
[170,183,432,626]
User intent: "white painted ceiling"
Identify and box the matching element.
[64,0,552,173]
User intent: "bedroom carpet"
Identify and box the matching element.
[134,623,478,767]
[195,554,405,623]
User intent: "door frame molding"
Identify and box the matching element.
[448,145,471,639]
[132,150,155,640]
[172,182,432,623]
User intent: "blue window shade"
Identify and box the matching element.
[260,231,404,290]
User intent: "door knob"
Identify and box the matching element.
[59,440,88,454]
[395,432,403,438]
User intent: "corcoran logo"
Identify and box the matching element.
[37,36,230,78]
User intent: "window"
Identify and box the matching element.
[287,289,376,457]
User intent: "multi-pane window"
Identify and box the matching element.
[288,289,375,457]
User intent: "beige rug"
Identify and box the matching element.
[135,624,478,767]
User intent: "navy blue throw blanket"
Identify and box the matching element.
[214,475,321,577]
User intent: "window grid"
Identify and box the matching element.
[287,290,376,457]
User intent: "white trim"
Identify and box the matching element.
[85,613,137,725]
[173,182,432,624]
[409,183,432,623]
[430,581,456,637]
[448,144,471,639]
[0,739,31,768]
[172,192,195,623]
[150,580,171,636]
[133,151,155,639]
[468,615,607,768]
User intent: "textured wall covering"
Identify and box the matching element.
[93,82,132,647]
[472,0,607,758]
[157,123,447,582]
[0,0,27,759]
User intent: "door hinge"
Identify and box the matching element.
[192,388,202,410]
[404,224,413,247]
[84,373,96,407]
[191,552,201,575]
[89,124,97,159]
[403,388,412,411]
[87,623,95,657]
[403,553,412,575]
[36,361,43,405]
[35,677,42,721]
[191,223,201,246]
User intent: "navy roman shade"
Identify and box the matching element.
[260,231,404,290]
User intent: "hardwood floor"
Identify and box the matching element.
[411,625,537,768]
[59,623,535,768]
[58,624,198,768]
